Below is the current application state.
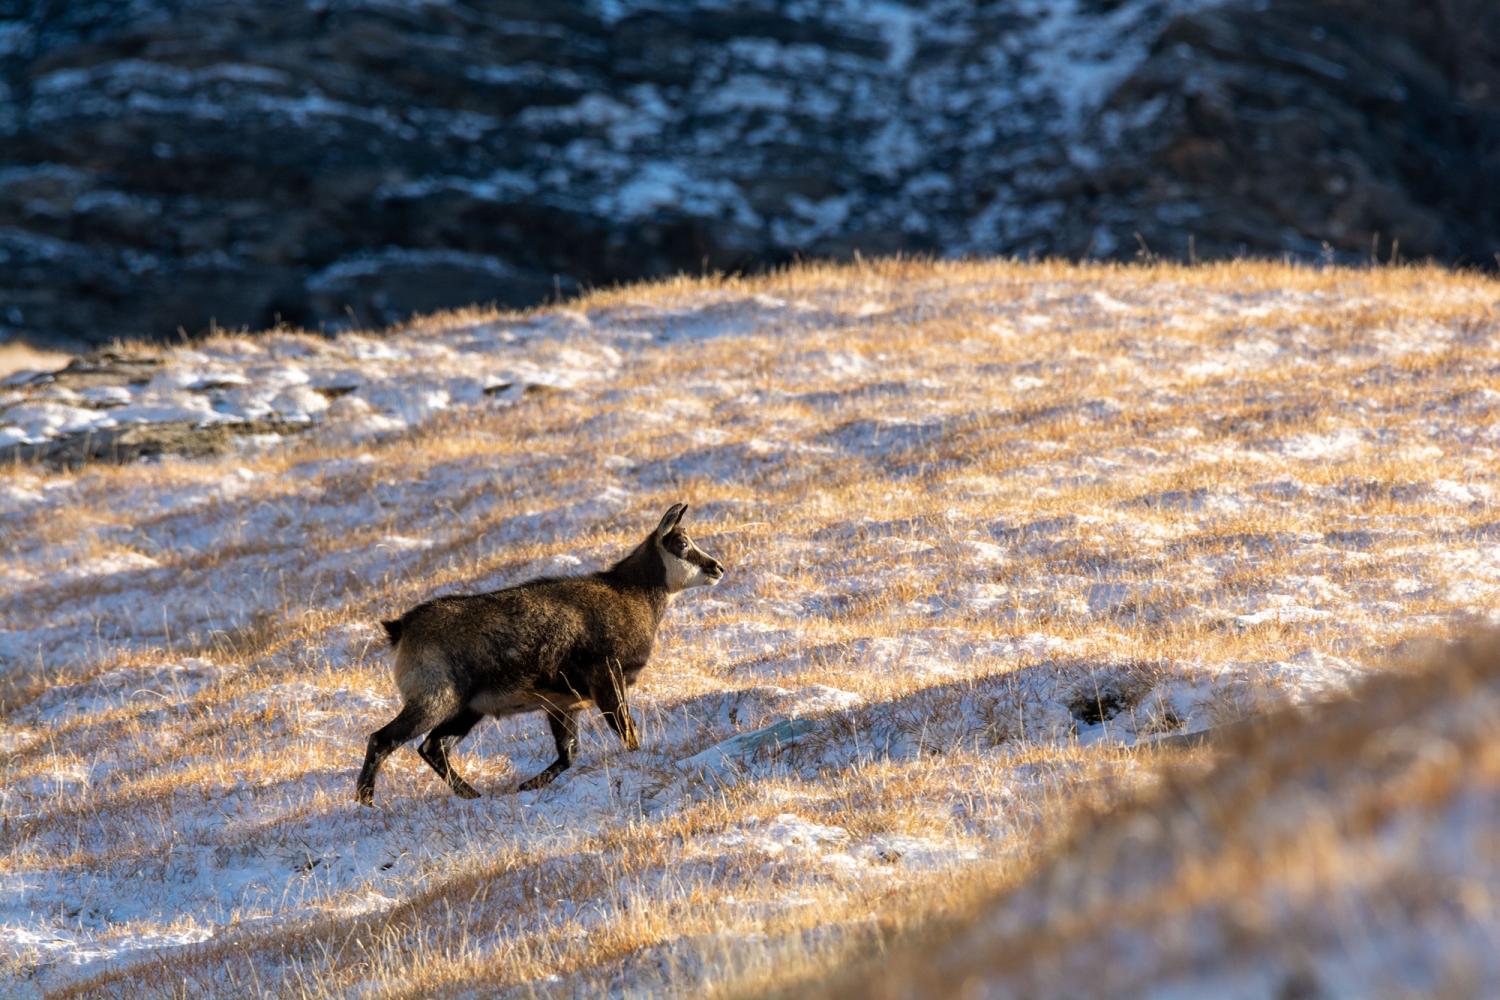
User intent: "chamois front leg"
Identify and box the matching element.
[518,707,579,791]
[592,672,640,751]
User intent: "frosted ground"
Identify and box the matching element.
[1,260,1498,996]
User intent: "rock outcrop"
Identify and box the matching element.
[2,0,1497,348]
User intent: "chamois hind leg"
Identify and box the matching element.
[592,676,640,751]
[356,698,449,806]
[517,707,579,792]
[417,708,483,800]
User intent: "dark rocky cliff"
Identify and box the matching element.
[2,0,1497,348]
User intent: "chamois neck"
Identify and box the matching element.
[603,534,668,593]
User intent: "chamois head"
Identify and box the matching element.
[653,503,724,593]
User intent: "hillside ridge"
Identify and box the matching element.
[2,260,1497,997]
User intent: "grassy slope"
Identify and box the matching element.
[819,631,1500,1000]
[1,260,1497,997]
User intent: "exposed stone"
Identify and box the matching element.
[1,1,1496,349]
[1,416,307,469]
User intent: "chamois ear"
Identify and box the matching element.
[655,503,688,537]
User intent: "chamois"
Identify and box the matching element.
[355,503,724,805]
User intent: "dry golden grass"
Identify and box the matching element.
[0,343,71,380]
[812,631,1500,1000]
[1,258,1498,997]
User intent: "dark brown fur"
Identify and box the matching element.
[355,503,723,804]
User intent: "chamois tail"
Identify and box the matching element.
[381,618,404,646]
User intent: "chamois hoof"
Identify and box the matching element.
[355,787,375,807]
[452,783,482,800]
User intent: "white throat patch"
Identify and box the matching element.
[663,551,701,592]
[660,541,718,593]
